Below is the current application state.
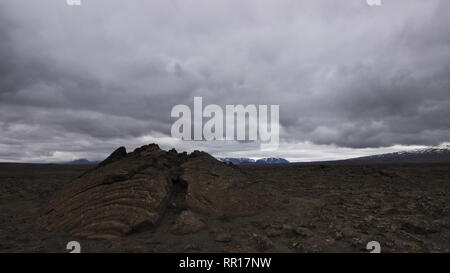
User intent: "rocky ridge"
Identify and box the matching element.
[38,144,275,239]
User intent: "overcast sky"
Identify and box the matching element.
[1,0,449,163]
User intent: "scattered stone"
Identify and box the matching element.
[214,232,232,243]
[341,227,356,238]
[281,224,295,232]
[401,217,438,235]
[170,210,206,235]
[251,233,274,251]
[294,227,314,238]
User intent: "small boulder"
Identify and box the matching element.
[294,227,314,238]
[170,210,206,235]
[251,233,274,251]
[214,232,232,243]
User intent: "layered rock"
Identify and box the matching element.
[181,151,265,216]
[38,144,274,239]
[38,144,182,239]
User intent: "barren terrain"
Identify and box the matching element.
[0,162,449,253]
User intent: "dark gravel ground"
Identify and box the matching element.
[0,163,449,253]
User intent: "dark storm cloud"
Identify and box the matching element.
[0,0,449,161]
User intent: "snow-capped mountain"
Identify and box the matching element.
[256,158,290,164]
[218,157,255,164]
[217,157,290,164]
[342,146,450,164]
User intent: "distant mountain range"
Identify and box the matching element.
[255,157,290,164]
[292,146,450,165]
[60,159,99,165]
[60,146,450,166]
[218,157,290,164]
[61,157,291,166]
[339,146,450,164]
[218,157,256,164]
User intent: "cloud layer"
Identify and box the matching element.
[0,0,449,162]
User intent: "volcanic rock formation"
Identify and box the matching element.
[181,151,266,216]
[38,144,270,239]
